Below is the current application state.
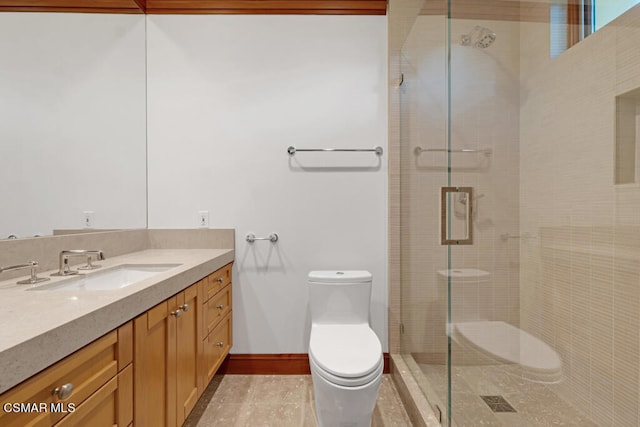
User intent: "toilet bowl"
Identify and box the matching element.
[438,268,563,383]
[454,320,563,383]
[308,271,383,427]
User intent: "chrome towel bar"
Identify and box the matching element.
[246,233,279,243]
[414,147,492,156]
[287,146,383,156]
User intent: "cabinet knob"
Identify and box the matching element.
[216,277,224,283]
[216,304,224,310]
[171,309,182,318]
[179,303,190,312]
[52,383,74,400]
[216,342,224,348]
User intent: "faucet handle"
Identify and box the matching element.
[77,254,103,271]
[54,250,105,276]
[0,261,50,285]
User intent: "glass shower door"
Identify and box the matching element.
[445,2,522,424]
[397,0,640,426]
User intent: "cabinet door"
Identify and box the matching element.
[176,283,200,425]
[134,297,177,427]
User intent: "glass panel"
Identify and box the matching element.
[393,0,640,426]
[397,7,450,423]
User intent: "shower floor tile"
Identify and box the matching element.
[184,374,412,426]
[418,363,599,427]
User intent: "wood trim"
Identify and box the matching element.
[566,1,580,47]
[145,0,386,15]
[0,6,142,12]
[117,321,133,371]
[0,0,144,13]
[218,353,391,375]
[0,0,384,14]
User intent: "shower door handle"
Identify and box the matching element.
[441,187,473,245]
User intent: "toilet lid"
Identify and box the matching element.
[309,324,382,378]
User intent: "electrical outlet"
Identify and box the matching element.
[198,211,209,228]
[83,211,95,228]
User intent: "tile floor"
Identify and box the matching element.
[419,364,599,427]
[184,374,413,427]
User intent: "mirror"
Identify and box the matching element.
[0,12,147,239]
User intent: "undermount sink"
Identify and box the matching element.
[32,264,181,291]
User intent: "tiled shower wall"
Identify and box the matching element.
[519,5,640,425]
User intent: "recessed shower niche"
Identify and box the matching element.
[616,88,640,184]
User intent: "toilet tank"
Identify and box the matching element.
[437,268,490,323]
[308,271,372,325]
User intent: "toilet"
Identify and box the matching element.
[439,268,563,383]
[308,270,383,427]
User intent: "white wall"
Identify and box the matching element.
[146,15,389,353]
[0,13,147,238]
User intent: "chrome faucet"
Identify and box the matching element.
[0,261,50,284]
[55,250,105,276]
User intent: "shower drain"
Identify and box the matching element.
[480,395,517,413]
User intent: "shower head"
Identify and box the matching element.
[460,26,496,48]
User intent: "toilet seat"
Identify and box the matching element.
[309,324,382,386]
[310,352,383,387]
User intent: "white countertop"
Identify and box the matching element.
[0,248,234,394]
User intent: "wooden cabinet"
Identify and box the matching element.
[175,283,200,425]
[133,295,175,427]
[203,312,232,385]
[134,263,232,427]
[0,322,133,427]
[133,280,202,427]
[199,263,233,393]
[0,262,232,427]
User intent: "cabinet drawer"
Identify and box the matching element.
[204,313,232,384]
[54,363,132,427]
[0,330,120,427]
[204,263,232,301]
[203,284,232,335]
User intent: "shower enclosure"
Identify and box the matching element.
[390,1,640,426]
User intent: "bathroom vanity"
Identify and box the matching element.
[0,230,234,427]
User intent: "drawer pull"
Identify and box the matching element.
[216,304,224,310]
[179,303,190,312]
[171,309,182,318]
[216,342,224,348]
[53,383,74,400]
[215,277,224,283]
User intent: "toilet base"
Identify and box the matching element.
[310,355,383,427]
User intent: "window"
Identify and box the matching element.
[550,1,640,58]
